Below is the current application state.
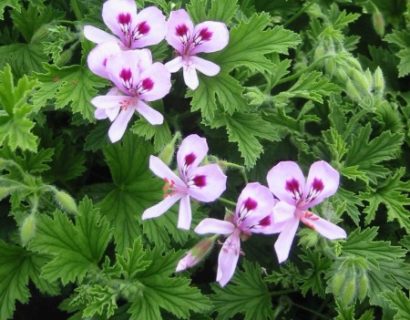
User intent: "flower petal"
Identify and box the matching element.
[191,21,229,54]
[139,62,171,101]
[165,9,194,53]
[83,25,118,44]
[190,56,220,76]
[217,231,241,287]
[135,100,163,125]
[267,161,305,205]
[176,252,198,272]
[91,95,125,110]
[177,134,208,176]
[102,0,138,40]
[188,164,227,202]
[178,195,192,230]
[148,155,184,186]
[165,57,183,73]
[87,41,121,79]
[131,6,166,48]
[95,108,108,120]
[304,161,340,208]
[142,194,182,220]
[274,218,299,263]
[195,218,235,235]
[301,212,347,240]
[273,201,296,224]
[183,64,199,90]
[108,107,134,143]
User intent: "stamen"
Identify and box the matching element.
[163,178,176,197]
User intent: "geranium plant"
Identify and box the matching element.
[1,0,410,319]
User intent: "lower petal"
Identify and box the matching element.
[108,108,134,143]
[142,194,182,220]
[178,195,192,230]
[94,108,108,120]
[165,57,183,73]
[302,213,347,240]
[217,232,241,287]
[274,219,299,263]
[136,101,164,125]
[195,218,235,235]
[83,25,118,44]
[183,65,199,90]
[191,56,220,76]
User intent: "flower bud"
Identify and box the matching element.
[350,68,372,94]
[341,276,356,306]
[54,190,78,214]
[345,79,362,102]
[20,214,37,245]
[372,8,385,37]
[0,187,9,201]
[357,270,369,302]
[176,237,215,272]
[245,87,267,107]
[373,66,385,94]
[158,132,181,166]
[0,157,6,169]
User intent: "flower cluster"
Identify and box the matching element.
[86,0,347,288]
[85,0,229,142]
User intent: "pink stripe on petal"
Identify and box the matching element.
[165,57,183,73]
[149,155,183,185]
[301,212,346,240]
[217,231,241,287]
[142,194,182,220]
[178,195,192,230]
[131,7,166,48]
[191,56,220,76]
[195,218,235,235]
[136,100,163,125]
[188,164,227,202]
[267,161,305,205]
[83,25,118,44]
[274,218,299,263]
[191,21,229,54]
[108,108,134,143]
[183,64,199,90]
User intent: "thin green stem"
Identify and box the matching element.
[269,289,297,296]
[70,0,83,20]
[219,197,236,207]
[289,300,328,319]
[221,160,249,183]
[284,1,314,27]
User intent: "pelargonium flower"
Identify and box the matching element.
[267,161,347,263]
[91,49,171,142]
[84,0,166,49]
[195,183,279,286]
[142,134,227,230]
[165,9,229,90]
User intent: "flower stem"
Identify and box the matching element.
[219,197,236,207]
[289,300,328,319]
[70,0,83,20]
[284,1,314,27]
[220,160,249,183]
[269,289,296,296]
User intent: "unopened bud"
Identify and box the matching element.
[55,49,74,66]
[373,67,385,94]
[372,8,385,37]
[350,68,372,94]
[357,272,369,301]
[345,79,362,102]
[54,190,78,214]
[331,271,346,296]
[176,237,215,272]
[341,276,356,306]
[245,87,267,106]
[20,214,37,245]
[158,132,181,166]
[0,187,9,200]
[0,158,5,169]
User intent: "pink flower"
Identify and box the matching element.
[164,9,229,90]
[84,0,166,49]
[267,161,347,263]
[176,237,215,272]
[90,49,171,142]
[195,183,279,287]
[142,134,227,230]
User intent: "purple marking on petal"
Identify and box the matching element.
[258,215,271,227]
[120,68,132,81]
[137,21,150,35]
[103,58,108,67]
[176,24,189,37]
[312,178,324,192]
[198,28,212,41]
[244,198,257,211]
[141,78,154,91]
[185,153,196,166]
[193,175,206,187]
[285,178,300,194]
[118,13,132,25]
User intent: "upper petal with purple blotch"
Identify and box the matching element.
[139,62,171,101]
[83,25,118,44]
[131,6,166,48]
[301,212,346,240]
[87,41,121,79]
[217,230,241,287]
[166,9,194,53]
[195,218,235,235]
[102,0,138,42]
[177,134,208,177]
[267,161,305,205]
[303,161,340,209]
[191,21,229,54]
[187,164,227,202]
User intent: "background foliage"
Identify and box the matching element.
[1,0,410,319]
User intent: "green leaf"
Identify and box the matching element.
[211,112,281,167]
[385,29,410,77]
[30,197,111,284]
[0,0,20,20]
[384,289,410,319]
[207,0,238,24]
[100,134,190,253]
[131,118,172,153]
[33,64,107,121]
[211,260,274,320]
[0,64,38,152]
[360,168,410,232]
[0,147,54,174]
[213,13,300,73]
